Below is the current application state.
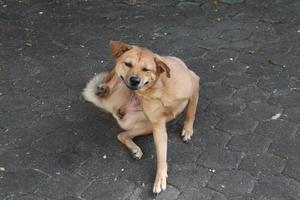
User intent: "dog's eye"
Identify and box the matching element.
[124,62,132,68]
[142,68,150,72]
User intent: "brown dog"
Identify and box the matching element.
[83,41,200,194]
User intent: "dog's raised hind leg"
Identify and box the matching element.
[117,123,152,160]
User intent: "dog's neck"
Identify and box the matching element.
[135,76,165,99]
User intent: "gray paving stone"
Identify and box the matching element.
[243,64,282,79]
[81,178,135,200]
[220,0,244,4]
[220,29,251,42]
[217,112,258,135]
[176,2,201,10]
[0,169,47,194]
[283,107,300,124]
[168,164,212,189]
[58,197,81,200]
[35,173,89,200]
[227,134,271,153]
[297,129,300,138]
[120,159,156,184]
[3,194,50,200]
[207,170,256,196]
[0,147,43,172]
[232,10,262,23]
[32,145,92,176]
[230,193,268,200]
[269,90,300,108]
[76,149,129,179]
[223,74,257,89]
[208,96,246,117]
[177,187,227,200]
[1,109,40,132]
[254,119,297,140]
[268,138,300,159]
[195,111,221,131]
[239,153,286,176]
[202,83,235,100]
[168,140,203,165]
[253,172,300,200]
[129,184,180,200]
[246,101,283,121]
[257,75,290,92]
[197,146,244,170]
[235,86,270,103]
[185,58,214,74]
[29,115,70,134]
[204,49,240,64]
[214,61,247,75]
[194,128,232,148]
[259,40,292,55]
[198,38,230,50]
[283,159,300,182]
[248,31,279,43]
[200,71,227,85]
[32,131,81,154]
[0,129,42,153]
[0,193,6,200]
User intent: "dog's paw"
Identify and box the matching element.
[96,84,109,97]
[181,129,193,143]
[153,172,167,194]
[131,147,143,160]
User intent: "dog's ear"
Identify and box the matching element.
[155,57,171,78]
[109,40,132,58]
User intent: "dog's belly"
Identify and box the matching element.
[114,111,147,130]
[113,93,147,130]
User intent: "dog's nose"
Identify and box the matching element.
[129,76,141,86]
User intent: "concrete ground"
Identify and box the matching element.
[1,0,300,199]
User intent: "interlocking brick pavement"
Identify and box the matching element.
[0,0,300,199]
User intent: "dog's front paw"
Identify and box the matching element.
[96,84,109,97]
[181,129,193,143]
[153,172,167,194]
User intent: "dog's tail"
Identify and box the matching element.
[82,72,108,108]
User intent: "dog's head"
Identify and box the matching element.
[109,40,170,91]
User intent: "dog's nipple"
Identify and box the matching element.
[117,108,126,120]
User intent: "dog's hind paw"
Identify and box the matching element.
[131,147,143,160]
[96,84,109,97]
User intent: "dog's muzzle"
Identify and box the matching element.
[129,76,140,87]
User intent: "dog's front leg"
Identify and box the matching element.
[182,77,200,142]
[152,121,168,194]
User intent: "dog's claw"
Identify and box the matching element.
[153,173,167,194]
[131,148,143,160]
[183,138,191,144]
[181,129,193,143]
